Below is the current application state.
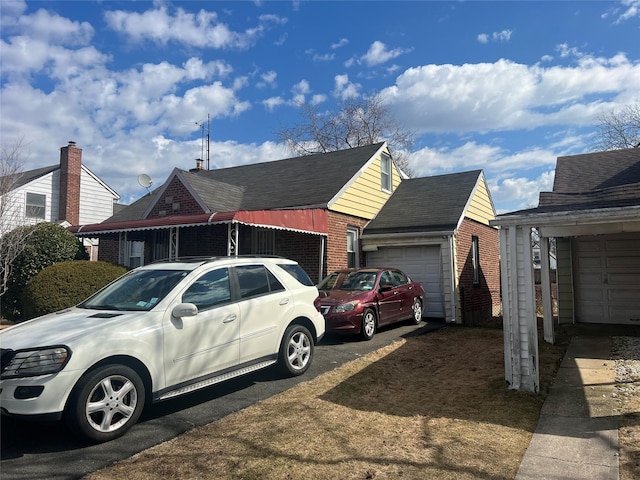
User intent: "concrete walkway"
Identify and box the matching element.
[516,336,620,480]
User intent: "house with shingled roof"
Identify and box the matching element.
[70,142,403,283]
[492,147,640,392]
[1,141,119,260]
[362,170,500,323]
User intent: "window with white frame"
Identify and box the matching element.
[347,227,358,268]
[25,192,46,219]
[380,153,392,192]
[472,236,480,285]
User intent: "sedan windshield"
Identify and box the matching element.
[79,269,190,311]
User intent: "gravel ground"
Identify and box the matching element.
[612,336,640,396]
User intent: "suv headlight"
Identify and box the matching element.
[334,301,360,313]
[1,346,71,378]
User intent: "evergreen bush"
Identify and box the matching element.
[23,261,127,320]
[2,222,90,321]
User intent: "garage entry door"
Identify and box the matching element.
[367,245,445,318]
[573,233,640,325]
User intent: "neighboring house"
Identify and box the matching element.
[361,170,500,324]
[70,142,403,283]
[492,147,640,392]
[1,141,120,259]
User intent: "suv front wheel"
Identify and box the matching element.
[65,364,145,443]
[279,324,314,376]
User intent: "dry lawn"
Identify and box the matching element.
[85,327,569,480]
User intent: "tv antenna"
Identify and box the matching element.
[194,113,210,170]
[137,173,153,195]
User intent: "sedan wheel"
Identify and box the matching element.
[66,364,145,443]
[279,325,314,376]
[410,298,423,325]
[360,309,377,341]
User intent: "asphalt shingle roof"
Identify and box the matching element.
[498,148,640,218]
[364,170,482,235]
[553,148,640,193]
[3,165,58,189]
[105,142,385,222]
[190,142,385,210]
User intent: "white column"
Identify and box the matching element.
[540,236,554,344]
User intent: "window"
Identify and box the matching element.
[182,268,231,311]
[472,236,480,285]
[25,192,46,219]
[277,263,314,286]
[252,228,276,255]
[236,265,284,299]
[380,271,395,288]
[347,227,358,268]
[391,270,409,286]
[380,153,392,192]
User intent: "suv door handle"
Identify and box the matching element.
[223,314,237,323]
[279,298,290,306]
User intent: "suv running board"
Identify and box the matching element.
[158,359,277,401]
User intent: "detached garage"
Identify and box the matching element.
[492,147,640,392]
[362,170,501,324]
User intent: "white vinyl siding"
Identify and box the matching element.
[78,168,116,225]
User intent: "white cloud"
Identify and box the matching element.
[334,74,361,99]
[104,5,285,49]
[331,38,349,49]
[360,41,410,66]
[477,30,512,44]
[256,70,277,88]
[380,54,640,134]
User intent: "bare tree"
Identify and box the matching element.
[277,94,415,175]
[0,137,32,298]
[591,100,640,151]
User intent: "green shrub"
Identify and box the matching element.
[22,261,128,320]
[2,222,89,321]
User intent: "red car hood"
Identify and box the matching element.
[317,289,373,305]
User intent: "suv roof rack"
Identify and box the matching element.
[148,255,287,265]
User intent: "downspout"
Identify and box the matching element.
[449,235,457,323]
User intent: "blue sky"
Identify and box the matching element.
[1,0,639,213]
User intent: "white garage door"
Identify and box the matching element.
[367,245,445,318]
[573,233,640,325]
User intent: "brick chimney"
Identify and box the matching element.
[59,140,82,225]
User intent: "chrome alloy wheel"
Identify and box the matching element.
[85,374,139,433]
[287,331,312,371]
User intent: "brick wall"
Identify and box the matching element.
[148,177,206,217]
[59,141,82,225]
[456,218,501,325]
[97,236,120,264]
[326,211,370,275]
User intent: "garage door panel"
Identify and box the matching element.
[607,256,640,268]
[574,233,640,325]
[367,246,444,318]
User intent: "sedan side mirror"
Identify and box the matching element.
[172,303,198,318]
[379,285,393,293]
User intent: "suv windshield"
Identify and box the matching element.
[318,271,377,292]
[79,269,189,311]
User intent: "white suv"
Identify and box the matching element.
[0,256,325,442]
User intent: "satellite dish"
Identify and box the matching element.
[137,173,153,189]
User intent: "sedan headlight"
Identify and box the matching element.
[1,346,71,378]
[334,301,360,313]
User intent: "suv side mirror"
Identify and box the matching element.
[172,303,198,318]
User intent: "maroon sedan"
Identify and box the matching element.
[315,267,425,340]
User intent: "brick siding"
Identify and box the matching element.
[456,218,501,325]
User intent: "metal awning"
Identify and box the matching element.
[69,209,328,236]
